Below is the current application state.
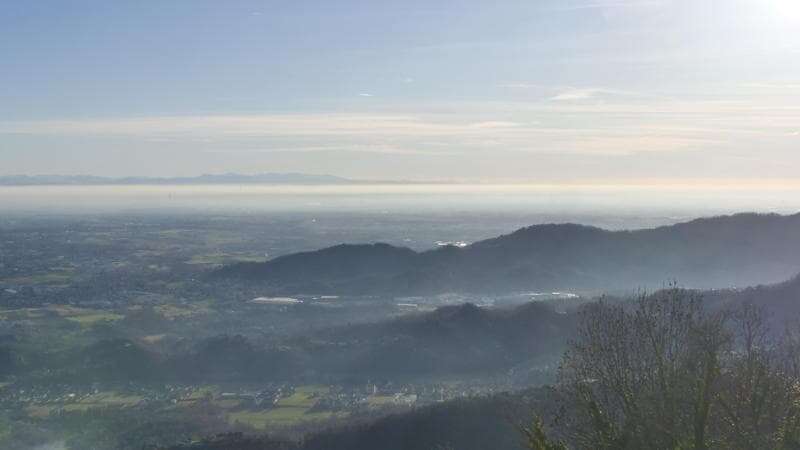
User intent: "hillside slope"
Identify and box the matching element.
[216,213,800,294]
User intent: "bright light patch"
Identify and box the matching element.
[768,0,800,21]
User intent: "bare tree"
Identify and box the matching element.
[539,290,800,450]
[520,416,568,450]
[713,302,788,448]
[558,288,730,449]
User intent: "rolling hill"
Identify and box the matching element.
[216,213,800,295]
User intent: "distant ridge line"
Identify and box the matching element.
[214,212,800,295]
[0,173,354,186]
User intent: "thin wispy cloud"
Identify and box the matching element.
[741,82,800,91]
[2,90,798,181]
[548,87,669,102]
[551,89,604,101]
[203,145,457,156]
[498,83,546,90]
[469,121,522,129]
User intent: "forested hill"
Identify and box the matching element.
[216,213,800,294]
[705,272,800,320]
[22,301,574,385]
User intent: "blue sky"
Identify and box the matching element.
[1,0,799,181]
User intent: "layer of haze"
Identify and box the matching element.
[3,185,800,225]
[1,0,799,182]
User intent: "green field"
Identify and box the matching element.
[276,385,328,407]
[226,385,343,429]
[0,305,126,327]
[154,303,212,319]
[0,417,11,443]
[51,305,125,326]
[25,392,143,417]
[227,408,343,429]
[0,308,47,320]
[24,405,53,418]
[1,268,76,286]
[62,394,141,412]
[66,312,124,326]
[184,385,219,401]
[366,395,397,406]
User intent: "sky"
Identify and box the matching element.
[0,0,799,182]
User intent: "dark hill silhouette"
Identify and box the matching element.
[47,302,573,385]
[222,243,417,285]
[216,212,800,294]
[704,273,800,321]
[315,302,574,379]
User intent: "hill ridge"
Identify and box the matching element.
[216,212,800,294]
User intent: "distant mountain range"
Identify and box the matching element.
[0,173,353,186]
[216,212,800,294]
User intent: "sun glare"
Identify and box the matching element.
[769,0,800,21]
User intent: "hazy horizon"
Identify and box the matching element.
[3,183,800,222]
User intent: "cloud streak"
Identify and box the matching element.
[551,89,603,101]
[2,94,797,162]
